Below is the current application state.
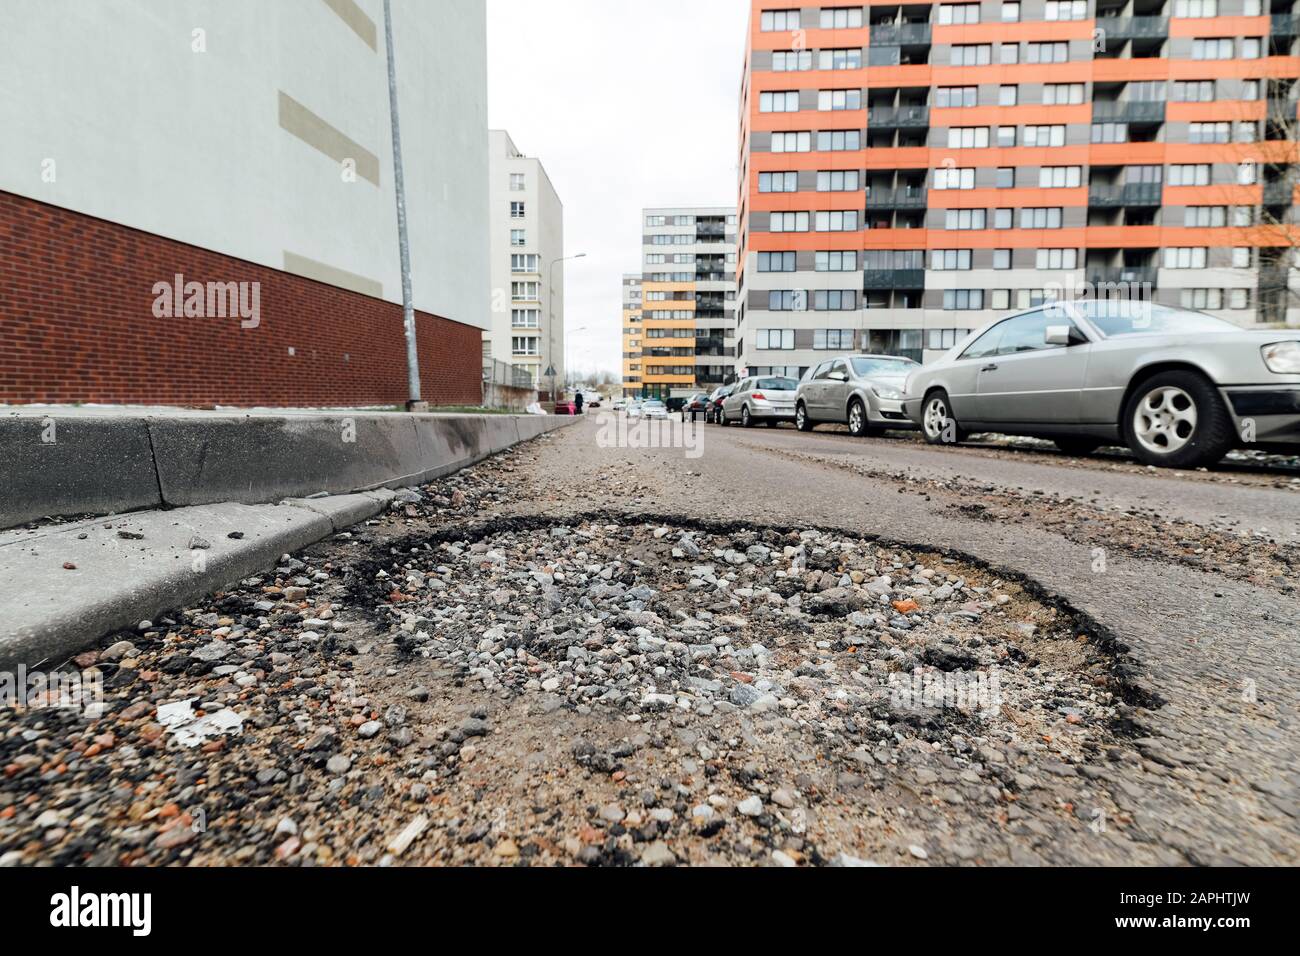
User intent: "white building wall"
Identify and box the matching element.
[0,0,489,330]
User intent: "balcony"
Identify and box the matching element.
[1088,182,1164,207]
[1095,16,1168,41]
[1086,267,1157,289]
[1091,100,1166,124]
[1263,180,1296,206]
[870,22,931,46]
[1273,14,1299,37]
[867,105,930,128]
[863,268,925,290]
[865,186,928,209]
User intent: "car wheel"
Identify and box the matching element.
[847,399,869,438]
[922,391,963,447]
[795,403,815,432]
[719,408,728,427]
[741,406,753,428]
[1123,371,1233,469]
[1054,438,1103,457]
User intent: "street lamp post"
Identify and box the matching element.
[547,253,585,405]
[382,0,424,412]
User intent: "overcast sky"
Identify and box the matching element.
[486,0,750,379]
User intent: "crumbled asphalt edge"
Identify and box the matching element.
[340,509,1164,735]
[755,442,1300,591]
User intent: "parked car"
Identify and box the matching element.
[626,400,643,419]
[902,299,1300,469]
[720,376,801,427]
[681,393,709,422]
[612,399,627,412]
[705,384,735,424]
[796,354,920,436]
[553,401,578,416]
[642,399,670,420]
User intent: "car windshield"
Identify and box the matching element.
[850,357,914,377]
[644,401,665,408]
[757,378,799,391]
[1056,300,1238,338]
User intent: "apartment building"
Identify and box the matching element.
[737,0,1300,381]
[622,274,644,398]
[639,207,740,401]
[0,0,490,407]
[485,130,566,396]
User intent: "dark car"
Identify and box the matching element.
[680,393,709,422]
[705,384,735,424]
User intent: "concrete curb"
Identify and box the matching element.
[0,411,575,529]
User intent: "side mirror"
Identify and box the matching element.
[1046,325,1085,347]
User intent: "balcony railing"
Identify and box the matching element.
[1273,14,1299,36]
[1095,16,1168,41]
[1086,267,1158,289]
[863,268,925,290]
[867,105,930,128]
[870,22,931,46]
[865,186,928,209]
[1091,100,1166,123]
[1088,182,1164,207]
[1263,180,1297,206]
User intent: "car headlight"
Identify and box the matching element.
[872,384,903,400]
[1262,341,1300,374]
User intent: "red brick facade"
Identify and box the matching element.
[0,191,483,408]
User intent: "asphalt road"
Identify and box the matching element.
[514,415,1299,863]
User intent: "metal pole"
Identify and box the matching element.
[383,0,423,411]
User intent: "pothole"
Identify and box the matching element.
[351,517,1136,771]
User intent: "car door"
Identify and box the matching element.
[823,359,852,423]
[725,380,751,418]
[801,363,829,418]
[975,311,1089,423]
[945,323,1006,423]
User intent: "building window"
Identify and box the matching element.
[511,336,539,356]
[994,208,1013,229]
[1036,248,1078,269]
[819,48,863,70]
[814,329,856,349]
[510,201,526,218]
[938,4,981,25]
[1172,80,1215,103]
[760,9,801,31]
[511,281,540,301]
[936,86,978,108]
[771,131,812,153]
[1191,38,1233,60]
[509,173,525,191]
[813,290,857,311]
[770,211,810,232]
[951,44,992,67]
[1182,288,1224,310]
[1021,207,1064,229]
[759,171,799,193]
[1045,1,1087,21]
[1184,206,1227,227]
[1173,0,1218,16]
[1043,83,1084,105]
[1169,164,1211,187]
[945,208,987,230]
[1091,122,1129,144]
[931,249,973,271]
[510,229,526,247]
[999,85,1018,107]
[927,328,970,350]
[996,167,1015,188]
[1001,2,1021,21]
[934,167,975,190]
[760,91,800,113]
[817,130,861,151]
[1024,125,1066,147]
[993,249,1012,269]
[947,127,990,149]
[1188,122,1231,144]
[512,309,540,328]
[769,290,808,312]
[757,329,796,350]
[816,250,858,271]
[820,7,864,29]
[944,289,985,310]
[817,170,860,191]
[773,49,814,71]
[510,254,539,273]
[1039,166,1082,188]
[1027,42,1069,64]
[758,251,796,272]
[1164,247,1208,269]
[819,89,862,111]
[815,210,859,231]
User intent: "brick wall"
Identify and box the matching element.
[0,191,483,407]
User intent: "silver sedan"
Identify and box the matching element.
[795,354,920,436]
[902,299,1300,469]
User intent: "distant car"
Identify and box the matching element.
[642,399,670,420]
[681,393,709,422]
[705,384,736,424]
[611,399,626,412]
[554,401,577,416]
[902,299,1300,469]
[626,400,643,419]
[720,376,801,427]
[796,354,920,436]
